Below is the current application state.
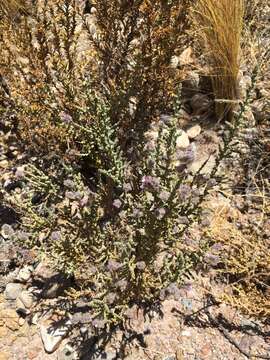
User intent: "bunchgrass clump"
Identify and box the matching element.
[193,0,244,121]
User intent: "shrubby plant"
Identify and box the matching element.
[8,68,258,324]
[10,93,203,323]
[1,0,265,328]
[0,0,191,155]
[209,204,270,318]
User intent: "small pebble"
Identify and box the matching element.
[187,124,201,139]
[4,283,23,300]
[176,131,190,149]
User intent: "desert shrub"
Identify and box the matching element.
[192,0,244,121]
[5,68,258,325]
[89,0,192,143]
[1,0,263,328]
[0,0,86,155]
[8,96,204,323]
[0,0,192,156]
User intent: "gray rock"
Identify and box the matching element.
[4,268,20,284]
[40,320,72,353]
[190,94,211,114]
[240,318,256,328]
[18,290,35,308]
[28,285,42,296]
[34,263,71,299]
[4,283,23,300]
[188,154,216,175]
[1,224,14,239]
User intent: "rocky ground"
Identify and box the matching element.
[0,263,270,360]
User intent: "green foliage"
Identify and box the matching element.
[1,0,265,328]
[7,77,256,325]
[10,97,197,315]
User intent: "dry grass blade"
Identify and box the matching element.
[193,0,244,121]
[209,205,270,318]
[0,0,25,16]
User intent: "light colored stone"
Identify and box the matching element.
[16,298,31,316]
[188,154,216,175]
[30,312,40,325]
[187,125,201,139]
[19,290,35,308]
[176,131,190,149]
[40,320,71,353]
[4,283,23,300]
[19,317,25,326]
[181,329,191,337]
[0,326,8,338]
[17,266,33,283]
[178,47,193,66]
[170,55,180,68]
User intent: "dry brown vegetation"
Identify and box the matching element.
[209,205,270,318]
[0,0,25,16]
[0,0,192,155]
[192,0,244,121]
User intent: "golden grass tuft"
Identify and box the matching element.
[209,205,270,318]
[193,0,244,121]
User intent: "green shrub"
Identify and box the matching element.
[10,94,204,323]
[8,69,257,324]
[1,0,261,328]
